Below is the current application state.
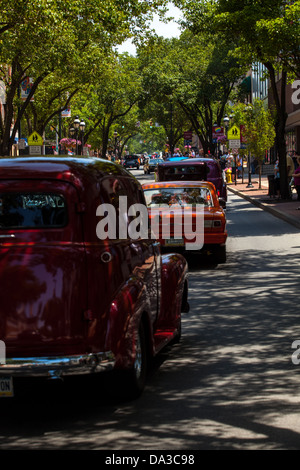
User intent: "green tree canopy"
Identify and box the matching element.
[0,0,169,156]
[176,0,300,197]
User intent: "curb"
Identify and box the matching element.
[228,186,300,230]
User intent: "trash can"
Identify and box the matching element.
[268,174,275,197]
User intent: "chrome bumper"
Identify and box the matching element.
[0,352,115,379]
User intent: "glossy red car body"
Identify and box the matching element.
[142,181,227,263]
[0,157,188,398]
[156,157,227,204]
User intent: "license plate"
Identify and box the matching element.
[165,239,184,246]
[0,376,14,397]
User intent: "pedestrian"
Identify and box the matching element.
[237,155,242,178]
[251,158,258,174]
[219,152,226,170]
[231,154,237,181]
[274,158,280,199]
[291,150,297,169]
[286,151,295,198]
[291,154,300,201]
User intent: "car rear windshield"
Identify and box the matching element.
[0,193,67,229]
[206,162,221,177]
[144,187,213,207]
[158,164,208,181]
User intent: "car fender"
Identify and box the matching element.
[159,253,189,328]
[105,277,153,369]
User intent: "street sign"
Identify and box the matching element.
[184,131,193,140]
[227,125,240,140]
[18,139,26,150]
[212,126,225,139]
[229,139,241,148]
[29,146,42,155]
[61,107,71,118]
[28,131,43,146]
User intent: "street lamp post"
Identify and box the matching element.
[223,114,230,181]
[244,104,254,188]
[223,115,230,152]
[170,100,173,158]
[223,115,229,135]
[114,131,118,157]
[79,119,85,155]
[70,116,85,155]
[73,116,80,155]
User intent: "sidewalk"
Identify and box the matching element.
[227,174,300,230]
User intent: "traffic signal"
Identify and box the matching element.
[149,120,153,128]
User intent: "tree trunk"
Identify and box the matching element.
[266,64,289,199]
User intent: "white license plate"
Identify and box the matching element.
[0,376,14,397]
[165,239,185,246]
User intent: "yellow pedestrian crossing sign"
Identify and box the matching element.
[28,131,43,146]
[227,125,240,140]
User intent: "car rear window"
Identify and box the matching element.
[158,164,207,181]
[143,187,213,207]
[0,193,67,229]
[206,162,221,177]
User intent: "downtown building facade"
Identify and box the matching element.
[248,64,300,161]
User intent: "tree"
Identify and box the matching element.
[232,101,276,188]
[0,0,169,156]
[177,0,300,198]
[138,32,244,155]
[67,53,143,158]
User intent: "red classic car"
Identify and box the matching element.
[0,156,189,399]
[142,181,227,263]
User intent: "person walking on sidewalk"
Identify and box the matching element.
[274,158,280,199]
[287,152,295,198]
[292,154,300,201]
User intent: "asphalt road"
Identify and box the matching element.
[1,169,300,450]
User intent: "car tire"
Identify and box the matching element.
[214,245,226,264]
[113,322,147,400]
[172,314,182,344]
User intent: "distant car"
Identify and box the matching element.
[157,158,227,206]
[0,156,189,399]
[123,156,140,170]
[144,158,164,174]
[165,156,186,162]
[142,180,227,263]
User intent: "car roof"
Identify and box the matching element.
[142,181,215,190]
[159,158,216,167]
[0,156,132,191]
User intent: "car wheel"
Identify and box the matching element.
[115,322,147,400]
[172,314,182,344]
[214,245,226,264]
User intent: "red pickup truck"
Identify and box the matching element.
[0,157,189,399]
